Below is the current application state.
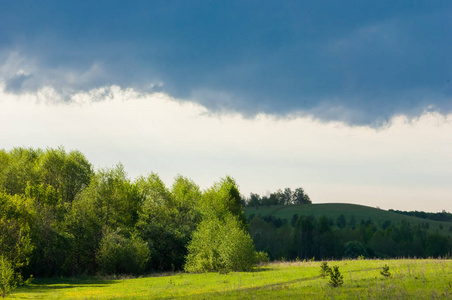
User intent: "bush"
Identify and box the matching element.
[97,229,150,275]
[184,214,257,272]
[255,251,270,264]
[0,256,16,298]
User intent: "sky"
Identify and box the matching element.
[1,1,451,212]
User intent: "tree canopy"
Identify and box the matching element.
[0,147,259,277]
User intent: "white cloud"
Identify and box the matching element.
[1,85,451,212]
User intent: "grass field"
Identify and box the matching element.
[245,203,452,232]
[7,259,452,299]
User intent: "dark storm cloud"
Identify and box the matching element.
[1,0,451,124]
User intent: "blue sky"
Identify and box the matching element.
[1,1,451,211]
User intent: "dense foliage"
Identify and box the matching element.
[0,147,257,278]
[184,177,256,272]
[0,256,15,298]
[248,213,452,261]
[184,214,256,272]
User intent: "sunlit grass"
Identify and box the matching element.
[7,259,452,299]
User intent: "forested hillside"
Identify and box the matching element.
[244,203,452,261]
[0,147,259,282]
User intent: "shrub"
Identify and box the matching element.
[0,256,16,298]
[256,251,270,264]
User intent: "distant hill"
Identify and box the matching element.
[244,203,452,233]
[389,209,452,222]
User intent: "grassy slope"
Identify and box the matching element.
[7,259,452,299]
[244,203,452,232]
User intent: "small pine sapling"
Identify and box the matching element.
[328,265,344,287]
[319,262,331,278]
[380,264,391,277]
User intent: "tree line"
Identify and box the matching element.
[0,147,260,282]
[248,213,452,261]
[242,187,311,207]
[389,209,452,223]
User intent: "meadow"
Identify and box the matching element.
[6,259,452,299]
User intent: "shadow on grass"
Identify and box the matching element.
[32,277,115,285]
[10,277,117,298]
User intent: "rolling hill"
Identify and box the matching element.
[244,203,452,233]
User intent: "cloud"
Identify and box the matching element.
[4,70,32,92]
[0,1,451,125]
[1,85,451,212]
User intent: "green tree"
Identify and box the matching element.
[336,214,346,229]
[39,147,93,203]
[319,262,331,278]
[328,265,344,287]
[318,216,332,234]
[293,216,315,259]
[247,193,261,207]
[0,192,34,274]
[273,189,286,206]
[65,165,140,274]
[184,213,256,272]
[75,164,140,230]
[344,240,368,258]
[97,229,150,275]
[185,177,257,272]
[0,256,16,298]
[135,173,188,271]
[283,188,293,205]
[201,176,246,226]
[426,233,450,257]
[293,188,311,204]
[0,150,10,191]
[24,183,70,276]
[248,216,277,259]
[0,148,42,195]
[315,217,337,259]
[380,264,391,277]
[171,175,202,233]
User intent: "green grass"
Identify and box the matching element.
[245,203,452,232]
[6,259,452,299]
